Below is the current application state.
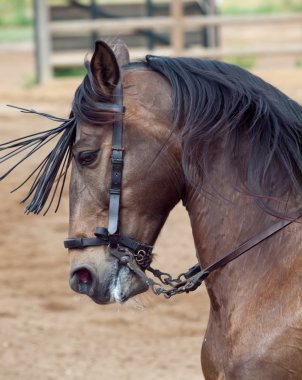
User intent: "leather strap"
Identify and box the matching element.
[182,209,302,291]
[108,82,124,239]
[148,209,302,298]
[64,236,107,249]
[202,209,302,277]
[64,227,153,256]
[64,81,154,263]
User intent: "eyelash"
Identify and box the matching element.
[77,150,99,166]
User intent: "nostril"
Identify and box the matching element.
[77,268,92,284]
[70,267,94,295]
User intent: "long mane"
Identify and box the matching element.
[2,54,302,215]
[146,56,302,212]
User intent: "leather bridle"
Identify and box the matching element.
[63,80,302,299]
[64,82,154,270]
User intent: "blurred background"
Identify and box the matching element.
[2,0,302,83]
[1,1,302,380]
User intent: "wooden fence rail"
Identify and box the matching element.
[34,0,302,83]
[50,13,302,35]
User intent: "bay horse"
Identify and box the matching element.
[1,40,302,378]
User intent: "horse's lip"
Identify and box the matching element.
[90,284,113,304]
[91,292,129,304]
[91,295,114,305]
[89,261,124,304]
[109,264,130,303]
[89,262,148,304]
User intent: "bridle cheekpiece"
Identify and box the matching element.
[63,82,154,271]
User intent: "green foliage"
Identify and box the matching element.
[224,56,257,70]
[54,67,87,78]
[0,0,32,26]
[0,26,32,42]
[294,59,302,68]
[25,75,38,88]
[220,0,302,15]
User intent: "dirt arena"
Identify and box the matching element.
[1,42,302,380]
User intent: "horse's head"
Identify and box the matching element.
[68,41,184,304]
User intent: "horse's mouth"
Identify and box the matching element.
[89,263,149,305]
[109,265,131,303]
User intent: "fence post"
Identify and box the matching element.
[206,0,219,47]
[34,0,52,83]
[171,0,184,55]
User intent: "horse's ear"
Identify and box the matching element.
[90,41,120,95]
[113,40,130,67]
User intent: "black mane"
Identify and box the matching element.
[2,54,302,215]
[72,61,118,126]
[146,56,302,212]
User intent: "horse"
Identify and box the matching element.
[1,40,302,378]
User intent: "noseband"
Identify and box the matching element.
[63,81,302,299]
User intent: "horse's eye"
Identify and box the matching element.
[78,150,99,166]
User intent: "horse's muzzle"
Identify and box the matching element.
[69,260,149,304]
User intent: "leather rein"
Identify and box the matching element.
[64,81,302,299]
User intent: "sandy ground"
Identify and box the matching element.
[1,34,302,380]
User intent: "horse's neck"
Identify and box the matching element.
[185,184,270,269]
[184,175,302,307]
[184,169,302,375]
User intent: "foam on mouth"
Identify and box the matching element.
[110,265,129,303]
[112,277,122,303]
